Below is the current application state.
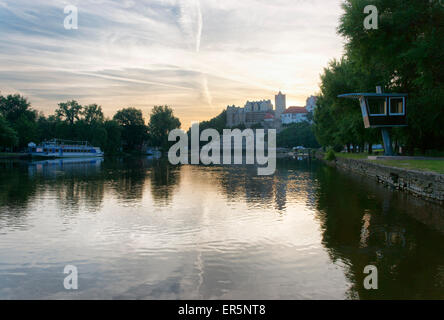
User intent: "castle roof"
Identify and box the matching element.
[283,106,308,114]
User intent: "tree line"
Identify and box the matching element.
[0,93,181,154]
[0,92,319,156]
[314,0,444,154]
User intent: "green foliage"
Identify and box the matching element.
[277,122,320,148]
[0,94,128,154]
[314,58,381,153]
[56,100,82,125]
[0,94,183,155]
[0,114,18,148]
[113,108,148,152]
[324,149,336,161]
[0,93,38,148]
[36,114,57,142]
[14,113,38,147]
[324,0,444,154]
[198,110,227,133]
[0,94,32,123]
[147,105,181,150]
[82,104,104,125]
[104,120,122,154]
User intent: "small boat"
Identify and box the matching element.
[28,139,104,158]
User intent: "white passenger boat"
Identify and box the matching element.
[28,139,104,158]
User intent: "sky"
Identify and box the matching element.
[0,0,345,129]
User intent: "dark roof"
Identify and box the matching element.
[284,107,308,114]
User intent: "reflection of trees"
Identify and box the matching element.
[0,161,37,228]
[45,160,106,213]
[103,157,147,203]
[314,165,444,299]
[0,157,152,225]
[0,161,37,209]
[149,159,181,206]
[217,165,274,209]
[0,159,108,225]
[53,177,105,213]
[214,159,318,213]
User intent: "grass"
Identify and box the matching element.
[335,152,370,160]
[333,152,444,174]
[372,159,444,174]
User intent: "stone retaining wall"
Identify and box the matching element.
[317,153,444,203]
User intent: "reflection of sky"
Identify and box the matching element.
[0,161,350,299]
[2,159,444,299]
[0,0,344,128]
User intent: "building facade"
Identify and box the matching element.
[305,95,318,113]
[226,99,274,127]
[281,106,309,125]
[226,92,317,128]
[226,105,245,127]
[275,91,287,118]
[281,96,318,125]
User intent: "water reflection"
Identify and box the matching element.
[315,165,444,299]
[149,159,181,206]
[0,157,443,299]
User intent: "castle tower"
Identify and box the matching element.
[305,95,318,113]
[275,91,286,118]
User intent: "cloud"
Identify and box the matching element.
[178,0,203,53]
[0,0,344,128]
[201,74,213,108]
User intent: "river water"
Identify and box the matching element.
[0,157,443,299]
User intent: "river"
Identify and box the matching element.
[0,157,443,299]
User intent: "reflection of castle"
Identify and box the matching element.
[226,92,317,128]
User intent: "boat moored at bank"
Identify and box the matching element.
[28,139,104,158]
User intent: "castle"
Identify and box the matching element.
[226,92,286,128]
[226,92,317,129]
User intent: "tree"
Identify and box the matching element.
[113,108,147,152]
[56,100,82,125]
[147,106,181,150]
[199,110,227,133]
[104,120,122,154]
[14,113,38,148]
[36,114,57,142]
[0,114,18,149]
[0,93,38,149]
[82,104,104,125]
[277,122,320,149]
[338,0,444,153]
[0,94,32,122]
[314,58,381,153]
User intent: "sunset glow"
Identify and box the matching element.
[0,0,344,128]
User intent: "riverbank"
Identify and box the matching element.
[0,152,29,159]
[336,153,444,174]
[317,152,444,203]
